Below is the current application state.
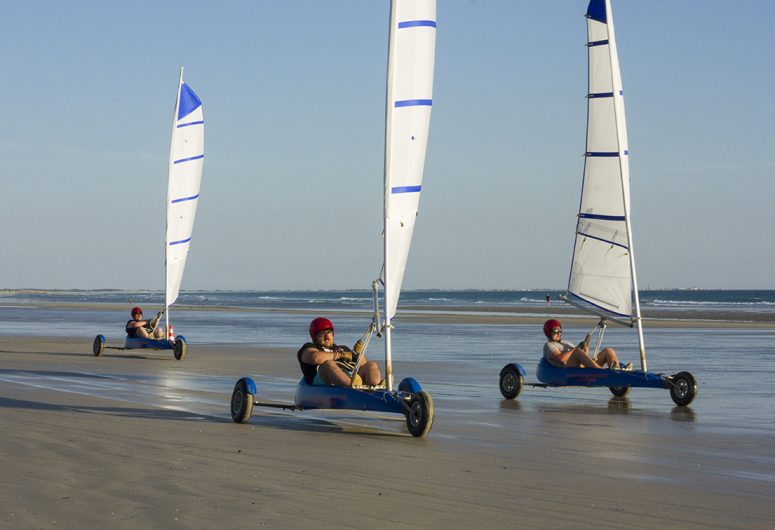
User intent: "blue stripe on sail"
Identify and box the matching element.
[585,152,619,157]
[392,185,422,194]
[169,237,192,246]
[173,154,204,164]
[171,194,199,204]
[586,0,607,23]
[577,230,629,250]
[395,99,432,108]
[588,39,609,47]
[567,291,631,319]
[579,213,626,221]
[178,83,202,121]
[398,20,437,29]
[588,92,614,98]
[177,120,204,128]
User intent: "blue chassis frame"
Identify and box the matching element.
[242,376,424,414]
[93,334,186,351]
[124,336,179,350]
[507,358,669,390]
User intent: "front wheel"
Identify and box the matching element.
[609,386,630,397]
[499,365,523,399]
[669,371,697,406]
[173,337,187,360]
[231,378,254,423]
[93,335,105,357]
[405,391,434,438]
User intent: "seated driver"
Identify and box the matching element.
[542,319,631,370]
[298,317,382,387]
[125,307,164,339]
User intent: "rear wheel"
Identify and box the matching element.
[173,337,187,360]
[499,365,523,399]
[405,391,434,438]
[93,335,105,357]
[609,386,630,397]
[669,371,697,406]
[231,378,254,423]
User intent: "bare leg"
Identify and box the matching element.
[565,348,604,368]
[318,360,353,387]
[134,327,151,339]
[594,347,620,369]
[358,361,382,385]
[153,328,165,339]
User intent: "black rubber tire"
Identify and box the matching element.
[669,371,697,406]
[92,336,105,357]
[405,391,434,438]
[499,365,523,400]
[609,386,630,397]
[173,337,187,360]
[231,378,254,423]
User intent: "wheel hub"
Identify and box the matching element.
[232,390,244,413]
[502,373,516,392]
[408,400,422,427]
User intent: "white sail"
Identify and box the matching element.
[383,0,437,320]
[165,69,204,309]
[566,0,637,320]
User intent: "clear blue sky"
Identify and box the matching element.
[2,1,773,290]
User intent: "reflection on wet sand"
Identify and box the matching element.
[670,406,696,422]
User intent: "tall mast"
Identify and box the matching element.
[383,0,398,391]
[604,0,646,370]
[165,66,184,334]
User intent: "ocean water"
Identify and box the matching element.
[1,289,773,434]
[3,288,775,316]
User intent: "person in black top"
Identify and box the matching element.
[297,317,382,387]
[125,307,164,339]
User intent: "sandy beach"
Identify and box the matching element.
[1,333,774,529]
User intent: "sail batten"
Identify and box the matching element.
[165,69,204,310]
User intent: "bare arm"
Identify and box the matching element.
[300,346,347,366]
[547,341,598,367]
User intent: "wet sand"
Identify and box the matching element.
[1,336,773,529]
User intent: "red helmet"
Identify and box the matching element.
[131,307,143,316]
[543,319,562,339]
[309,317,334,340]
